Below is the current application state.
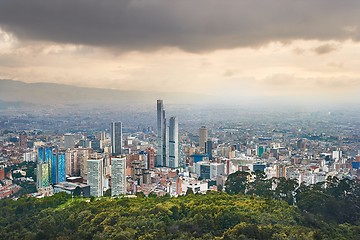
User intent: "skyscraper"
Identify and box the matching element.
[111,157,126,196]
[87,159,103,197]
[146,148,155,169]
[51,152,66,184]
[64,133,75,149]
[19,131,27,148]
[205,140,213,160]
[157,100,167,167]
[65,149,79,176]
[169,117,179,168]
[111,122,123,156]
[36,147,52,189]
[199,126,208,151]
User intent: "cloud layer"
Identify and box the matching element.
[0,0,359,52]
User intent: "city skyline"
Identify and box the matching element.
[1,2,360,238]
[0,1,360,105]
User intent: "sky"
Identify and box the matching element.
[0,0,360,104]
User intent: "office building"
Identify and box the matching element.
[51,152,66,184]
[76,148,92,179]
[210,163,225,180]
[139,151,148,169]
[54,182,90,197]
[200,164,211,180]
[253,163,266,172]
[257,146,265,157]
[65,149,79,176]
[169,117,179,168]
[36,147,52,189]
[111,157,126,196]
[87,159,103,197]
[64,133,76,149]
[199,126,208,151]
[23,151,36,162]
[111,122,123,156]
[332,150,342,162]
[205,140,213,160]
[156,100,167,166]
[19,132,27,148]
[146,148,155,169]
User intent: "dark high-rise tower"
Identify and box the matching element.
[157,100,168,166]
[205,140,213,160]
[111,122,123,156]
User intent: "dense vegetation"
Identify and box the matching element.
[225,171,360,226]
[0,172,359,239]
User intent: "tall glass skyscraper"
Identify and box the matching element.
[36,147,52,189]
[111,122,123,156]
[169,117,179,168]
[157,100,167,167]
[51,152,66,184]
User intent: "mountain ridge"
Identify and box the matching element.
[0,79,212,105]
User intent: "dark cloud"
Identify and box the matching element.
[0,0,359,52]
[312,44,338,55]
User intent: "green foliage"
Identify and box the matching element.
[0,192,357,239]
[104,188,111,197]
[225,171,249,194]
[0,178,359,240]
[225,171,360,226]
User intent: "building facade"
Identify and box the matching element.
[111,122,123,156]
[156,100,167,166]
[87,159,103,197]
[199,126,208,151]
[51,152,66,184]
[64,133,75,149]
[169,116,179,168]
[111,157,126,196]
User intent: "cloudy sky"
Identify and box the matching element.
[0,0,359,103]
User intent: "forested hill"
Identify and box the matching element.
[0,191,359,240]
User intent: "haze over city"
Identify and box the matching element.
[0,0,360,106]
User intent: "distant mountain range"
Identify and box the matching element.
[0,79,211,106]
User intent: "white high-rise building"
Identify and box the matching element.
[111,157,126,196]
[169,117,179,168]
[210,163,225,180]
[87,159,103,197]
[111,122,123,156]
[332,150,342,162]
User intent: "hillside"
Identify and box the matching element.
[0,191,359,240]
[0,79,212,106]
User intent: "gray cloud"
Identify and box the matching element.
[0,0,359,52]
[313,44,339,55]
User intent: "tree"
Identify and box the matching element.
[186,188,194,195]
[225,171,249,194]
[148,192,157,198]
[73,186,84,197]
[104,188,111,197]
[273,177,298,204]
[247,170,272,197]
